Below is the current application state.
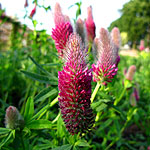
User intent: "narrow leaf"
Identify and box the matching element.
[27,120,52,129]
[52,144,72,150]
[75,139,90,147]
[34,87,57,104]
[0,130,15,148]
[21,70,52,84]
[24,97,34,121]
[0,128,11,135]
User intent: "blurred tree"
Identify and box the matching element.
[109,0,150,48]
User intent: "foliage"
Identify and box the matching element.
[109,0,150,48]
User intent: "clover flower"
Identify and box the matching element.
[52,3,73,58]
[58,34,94,135]
[125,65,136,81]
[5,106,24,129]
[85,6,96,44]
[30,3,36,18]
[111,27,121,66]
[92,28,118,83]
[75,18,86,44]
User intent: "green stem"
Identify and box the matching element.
[114,87,126,106]
[91,82,101,103]
[50,95,59,107]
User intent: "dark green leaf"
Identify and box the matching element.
[52,144,72,150]
[21,70,54,84]
[0,128,11,135]
[34,87,57,104]
[0,130,15,149]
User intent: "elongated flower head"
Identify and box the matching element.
[111,27,121,50]
[5,106,24,129]
[111,27,121,66]
[125,65,136,81]
[54,2,65,26]
[24,0,28,8]
[30,4,36,18]
[139,40,145,51]
[51,22,73,57]
[58,34,94,135]
[75,18,86,43]
[85,6,96,44]
[92,28,118,83]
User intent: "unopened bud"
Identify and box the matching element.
[5,106,24,129]
[125,65,136,81]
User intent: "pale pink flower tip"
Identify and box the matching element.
[92,28,119,83]
[125,65,136,81]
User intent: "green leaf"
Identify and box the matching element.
[34,87,57,104]
[98,118,113,131]
[33,143,52,150]
[31,104,50,121]
[21,70,53,84]
[26,120,52,129]
[96,103,107,112]
[24,97,34,122]
[0,130,15,149]
[52,144,72,150]
[28,56,58,80]
[75,139,90,147]
[0,128,11,135]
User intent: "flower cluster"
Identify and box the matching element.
[58,34,94,135]
[92,27,120,84]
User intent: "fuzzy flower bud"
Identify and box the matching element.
[111,27,121,66]
[51,22,73,58]
[24,0,28,8]
[5,106,24,129]
[92,28,118,83]
[125,65,136,81]
[85,6,96,44]
[58,34,94,135]
[139,40,145,51]
[54,2,65,26]
[30,4,36,18]
[75,18,86,43]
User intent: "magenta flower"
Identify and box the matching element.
[24,0,28,8]
[125,65,136,81]
[52,2,73,58]
[58,34,94,135]
[30,4,36,18]
[51,22,73,58]
[85,6,96,44]
[92,28,118,83]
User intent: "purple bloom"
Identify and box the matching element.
[51,22,73,58]
[92,28,118,83]
[58,34,94,135]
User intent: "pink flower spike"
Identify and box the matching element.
[125,65,136,81]
[111,27,121,50]
[51,22,73,58]
[54,2,65,26]
[75,18,85,43]
[92,28,118,84]
[30,4,36,18]
[24,0,28,8]
[85,6,96,44]
[58,34,94,135]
